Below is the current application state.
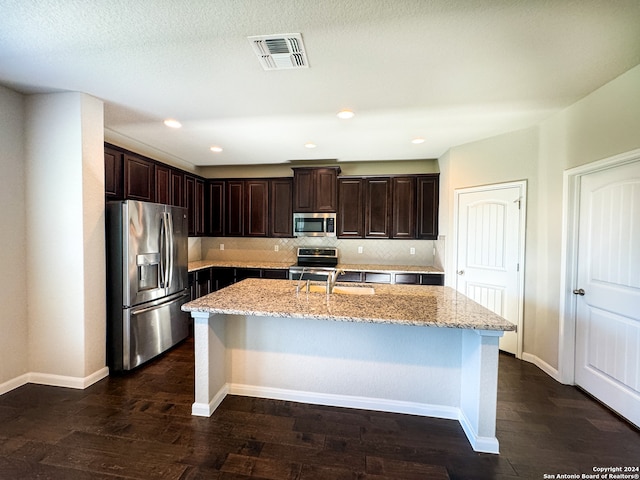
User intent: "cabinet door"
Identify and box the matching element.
[245,180,269,237]
[155,164,171,205]
[104,147,123,199]
[365,178,391,238]
[124,154,155,202]
[206,181,225,237]
[270,178,293,237]
[195,178,205,236]
[226,180,244,236]
[293,168,315,212]
[338,178,364,238]
[184,174,197,236]
[315,168,339,212]
[416,175,439,239]
[170,169,184,207]
[391,177,416,238]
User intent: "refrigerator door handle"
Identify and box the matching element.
[166,211,174,289]
[159,213,167,288]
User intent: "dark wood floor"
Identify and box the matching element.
[0,337,638,480]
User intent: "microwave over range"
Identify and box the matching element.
[293,212,336,237]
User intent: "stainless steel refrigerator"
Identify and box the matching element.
[106,199,191,371]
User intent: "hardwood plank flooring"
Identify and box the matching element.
[0,336,638,479]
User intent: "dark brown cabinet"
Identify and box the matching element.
[293,167,340,212]
[364,178,391,238]
[245,180,269,237]
[185,174,205,236]
[155,164,171,205]
[270,178,293,237]
[338,174,439,240]
[391,176,416,238]
[124,154,155,202]
[416,175,439,240]
[104,147,123,199]
[225,180,269,237]
[338,178,364,238]
[170,169,184,207]
[206,181,225,236]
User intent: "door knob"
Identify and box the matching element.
[573,288,585,296]
[457,270,465,275]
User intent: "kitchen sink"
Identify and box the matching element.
[301,284,375,295]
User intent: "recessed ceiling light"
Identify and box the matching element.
[210,146,223,153]
[337,109,355,119]
[304,142,317,149]
[163,118,182,129]
[411,137,425,144]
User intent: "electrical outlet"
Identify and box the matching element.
[274,245,279,252]
[410,247,415,255]
[220,244,224,251]
[358,246,363,254]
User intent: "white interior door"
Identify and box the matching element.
[574,160,640,428]
[455,183,526,356]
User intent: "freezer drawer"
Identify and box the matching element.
[109,289,191,371]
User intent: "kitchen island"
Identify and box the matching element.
[182,279,515,453]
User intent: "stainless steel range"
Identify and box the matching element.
[288,247,338,281]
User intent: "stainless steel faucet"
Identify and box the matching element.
[326,269,344,294]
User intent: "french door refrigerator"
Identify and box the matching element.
[106,199,191,371]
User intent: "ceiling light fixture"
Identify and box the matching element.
[163,118,182,129]
[337,109,355,119]
[304,142,317,149]
[411,138,425,144]
[210,146,223,153]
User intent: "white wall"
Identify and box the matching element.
[24,92,107,383]
[439,64,640,371]
[0,85,29,390]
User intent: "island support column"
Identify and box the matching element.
[459,329,503,454]
[191,312,227,416]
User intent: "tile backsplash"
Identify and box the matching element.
[192,236,437,266]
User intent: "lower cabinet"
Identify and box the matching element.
[190,267,290,300]
[339,270,444,286]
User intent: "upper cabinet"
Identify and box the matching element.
[206,180,225,237]
[338,174,439,240]
[104,146,123,199]
[292,167,340,212]
[124,154,155,202]
[364,177,391,238]
[391,176,416,239]
[185,174,205,236]
[338,178,364,238]
[416,174,439,240]
[270,178,293,238]
[224,179,270,237]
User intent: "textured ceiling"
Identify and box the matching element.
[1,0,640,167]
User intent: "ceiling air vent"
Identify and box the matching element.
[248,33,309,70]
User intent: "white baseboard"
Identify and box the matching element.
[522,352,561,382]
[458,410,500,454]
[0,367,110,396]
[219,383,497,453]
[192,384,229,417]
[0,373,30,396]
[229,383,461,420]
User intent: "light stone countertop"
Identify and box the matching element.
[188,260,293,272]
[182,278,515,331]
[188,260,444,274]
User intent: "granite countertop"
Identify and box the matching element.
[188,260,444,274]
[337,264,443,274]
[188,260,293,272]
[182,278,515,332]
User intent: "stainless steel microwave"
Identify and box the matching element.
[293,212,336,237]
